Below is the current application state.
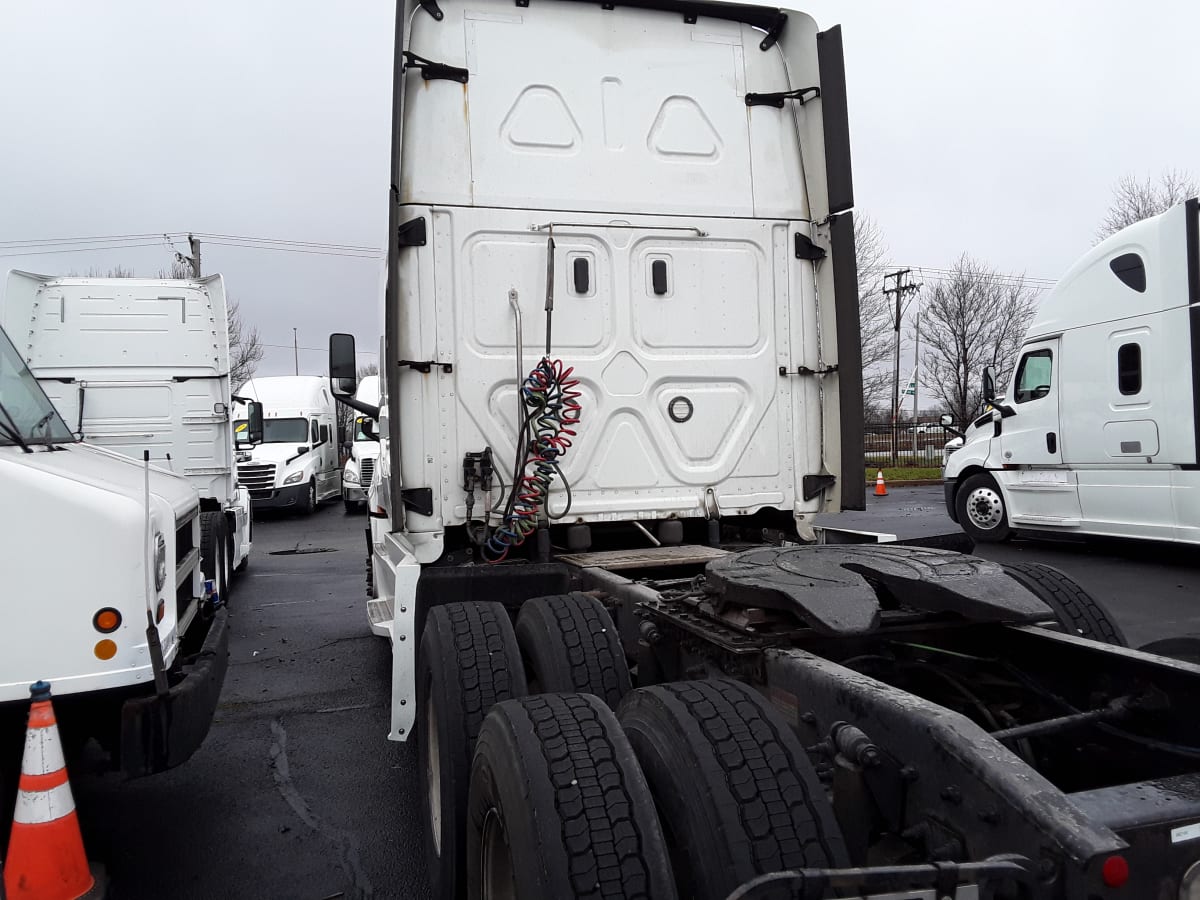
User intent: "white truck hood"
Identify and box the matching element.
[243,442,314,466]
[0,441,199,703]
[15,440,198,519]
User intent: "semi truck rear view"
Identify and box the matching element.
[3,270,254,601]
[325,0,1200,897]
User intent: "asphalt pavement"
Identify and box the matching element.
[73,503,428,900]
[54,486,1200,899]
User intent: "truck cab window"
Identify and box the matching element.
[1118,342,1142,395]
[319,424,329,444]
[311,420,319,444]
[1014,349,1053,403]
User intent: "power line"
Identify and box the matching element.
[261,342,377,355]
[199,240,382,259]
[0,242,168,259]
[0,232,185,247]
[194,232,380,252]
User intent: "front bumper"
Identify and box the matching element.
[120,606,229,777]
[343,483,366,503]
[943,478,959,523]
[250,482,309,510]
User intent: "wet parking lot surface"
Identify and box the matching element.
[39,488,1200,898]
[73,503,429,900]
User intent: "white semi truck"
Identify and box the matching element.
[3,271,255,602]
[341,374,380,513]
[234,375,342,514]
[326,3,1200,898]
[943,198,1200,546]
[0,318,236,791]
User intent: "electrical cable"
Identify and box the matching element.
[483,357,580,563]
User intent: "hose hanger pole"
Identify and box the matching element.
[544,233,555,356]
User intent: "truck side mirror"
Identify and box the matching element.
[939,413,954,428]
[981,365,997,403]
[247,401,264,445]
[329,333,358,397]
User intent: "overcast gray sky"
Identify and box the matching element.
[1,1,1197,378]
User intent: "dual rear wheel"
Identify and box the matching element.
[417,594,848,900]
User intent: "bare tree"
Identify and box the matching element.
[919,254,1039,425]
[1096,169,1198,241]
[855,214,892,410]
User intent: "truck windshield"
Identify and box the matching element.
[256,418,309,444]
[354,417,374,441]
[0,326,75,448]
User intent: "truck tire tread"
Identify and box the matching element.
[516,593,631,708]
[467,693,677,900]
[1003,561,1127,646]
[618,679,848,899]
[419,602,526,900]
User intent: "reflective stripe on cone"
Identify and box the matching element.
[3,684,98,900]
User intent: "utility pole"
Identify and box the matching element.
[175,233,201,277]
[293,328,299,376]
[883,269,920,466]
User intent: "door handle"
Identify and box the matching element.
[1046,432,1057,453]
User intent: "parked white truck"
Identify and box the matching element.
[943,198,1200,545]
[3,270,255,602]
[341,374,380,513]
[325,4,1200,898]
[234,375,341,514]
[0,317,235,792]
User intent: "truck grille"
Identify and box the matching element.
[238,463,276,499]
[360,457,375,487]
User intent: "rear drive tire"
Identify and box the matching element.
[955,472,1012,542]
[418,603,527,900]
[467,693,677,900]
[223,521,235,602]
[199,511,229,603]
[1004,561,1127,646]
[516,593,631,708]
[618,679,849,900]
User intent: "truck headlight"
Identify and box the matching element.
[1181,861,1200,899]
[344,470,359,484]
[154,532,167,592]
[283,470,304,486]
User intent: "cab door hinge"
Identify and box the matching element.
[779,364,838,377]
[398,359,453,374]
[401,51,468,84]
[745,86,820,108]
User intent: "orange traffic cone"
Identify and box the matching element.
[874,470,889,496]
[4,681,103,900]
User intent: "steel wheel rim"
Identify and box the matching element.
[966,486,1004,531]
[426,698,442,856]
[481,807,516,900]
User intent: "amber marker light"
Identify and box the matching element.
[93,608,122,633]
[94,639,117,660]
[156,599,166,623]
